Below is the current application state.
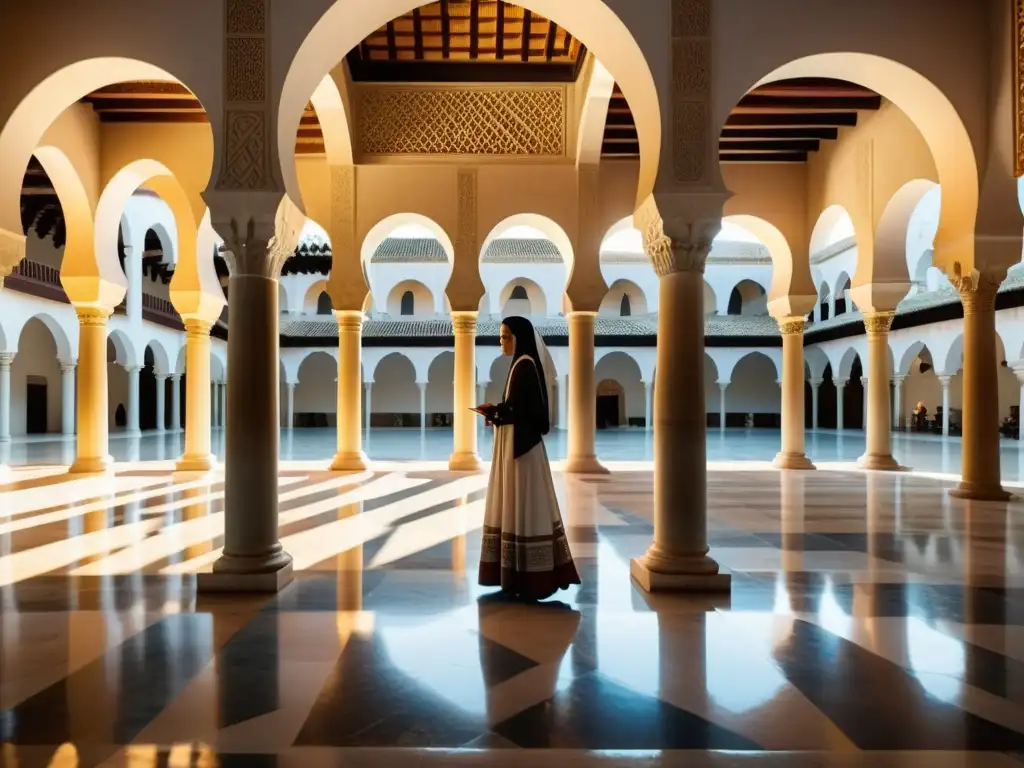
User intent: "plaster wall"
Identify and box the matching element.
[9,318,66,435]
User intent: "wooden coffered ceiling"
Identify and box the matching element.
[603,78,883,163]
[346,0,586,82]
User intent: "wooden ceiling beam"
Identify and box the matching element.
[721,127,839,141]
[469,0,479,58]
[441,0,451,58]
[496,0,504,59]
[386,21,398,59]
[520,10,531,61]
[346,60,577,83]
[84,97,204,111]
[97,112,210,124]
[725,112,858,127]
[719,152,809,163]
[412,8,424,59]
[720,139,820,152]
[545,19,557,62]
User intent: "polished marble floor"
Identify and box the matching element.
[2,457,1024,765]
[6,426,1024,482]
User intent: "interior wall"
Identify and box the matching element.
[9,318,63,435]
[720,354,781,414]
[295,353,337,414]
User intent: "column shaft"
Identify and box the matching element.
[836,382,846,431]
[365,383,373,432]
[0,354,11,441]
[858,313,901,470]
[810,380,821,430]
[565,312,606,473]
[892,377,904,431]
[170,375,182,432]
[203,270,292,588]
[644,382,653,432]
[220,381,227,428]
[332,310,368,471]
[284,383,295,429]
[952,282,1008,499]
[177,320,215,471]
[126,366,141,436]
[631,267,726,591]
[450,312,480,470]
[418,383,427,430]
[556,376,567,430]
[70,308,113,473]
[718,382,727,432]
[940,378,951,437]
[154,375,167,433]
[774,319,814,469]
[60,362,75,435]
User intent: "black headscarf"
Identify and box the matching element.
[501,315,550,432]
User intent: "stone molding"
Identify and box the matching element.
[75,307,112,326]
[451,312,479,335]
[777,318,805,336]
[335,310,365,333]
[357,85,566,156]
[863,311,895,335]
[952,263,1003,314]
[809,236,856,265]
[185,318,214,338]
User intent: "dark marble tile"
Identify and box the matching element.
[214,611,285,728]
[477,631,541,688]
[492,672,762,750]
[772,619,1024,750]
[2,574,198,613]
[1,614,215,745]
[267,572,389,612]
[707,532,777,549]
[293,633,490,747]
[959,639,1024,706]
[755,533,849,551]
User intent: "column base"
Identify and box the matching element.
[949,482,1012,502]
[772,452,816,470]
[630,552,731,593]
[564,455,609,475]
[68,455,115,474]
[198,551,294,594]
[330,451,369,472]
[449,451,482,472]
[176,453,216,472]
[856,453,906,471]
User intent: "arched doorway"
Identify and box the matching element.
[596,379,625,429]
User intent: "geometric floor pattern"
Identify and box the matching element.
[2,460,1024,766]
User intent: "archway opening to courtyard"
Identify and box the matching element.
[595,352,643,428]
[599,219,657,317]
[295,351,339,429]
[362,215,453,319]
[372,352,420,428]
[11,315,70,436]
[480,217,571,319]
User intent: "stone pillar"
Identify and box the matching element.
[125,365,141,436]
[556,375,567,430]
[154,374,167,433]
[891,375,906,431]
[417,382,428,431]
[170,374,182,433]
[952,276,1008,500]
[938,375,952,437]
[210,382,219,428]
[177,320,215,472]
[220,380,227,428]
[69,308,113,473]
[774,318,814,470]
[283,382,295,429]
[861,376,869,431]
[364,383,373,433]
[858,312,901,470]
[60,361,76,435]
[809,377,822,430]
[0,353,11,441]
[199,216,294,593]
[717,382,728,433]
[450,312,480,471]
[332,310,368,471]
[565,312,606,473]
[836,379,846,431]
[644,381,654,432]
[630,228,728,592]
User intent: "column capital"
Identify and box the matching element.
[835,378,848,388]
[153,372,169,381]
[862,311,895,336]
[938,374,954,387]
[416,381,428,391]
[75,306,113,326]
[717,381,729,392]
[125,365,143,375]
[776,317,805,336]
[890,374,907,384]
[1010,364,1024,381]
[808,377,824,387]
[286,381,296,391]
[635,195,718,277]
[0,352,13,368]
[185,318,213,338]
[951,264,1003,314]
[860,376,869,386]
[58,360,77,374]
[451,311,478,335]
[335,309,365,333]
[209,194,304,280]
[170,373,182,381]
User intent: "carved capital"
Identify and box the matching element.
[635,196,717,276]
[452,311,478,335]
[0,352,13,368]
[863,311,895,336]
[75,307,112,327]
[777,317,805,336]
[335,310,365,334]
[185,318,213,339]
[951,263,1003,314]
[59,361,76,374]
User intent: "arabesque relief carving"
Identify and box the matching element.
[217,111,268,190]
[672,0,712,184]
[1015,0,1024,176]
[227,0,265,34]
[358,87,565,156]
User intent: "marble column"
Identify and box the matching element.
[59,361,75,435]
[364,383,373,433]
[283,382,295,429]
[1014,366,1024,440]
[177,320,215,472]
[332,310,368,471]
[644,381,654,432]
[170,374,182,433]
[861,376,869,431]
[556,375,567,430]
[125,365,141,436]
[210,382,219,428]
[220,380,227,429]
[952,277,1008,500]
[774,318,814,469]
[154,374,167,433]
[418,382,427,431]
[68,308,114,473]
[199,229,292,593]
[717,382,728,433]
[566,312,606,473]
[836,379,846,431]
[450,312,480,471]
[891,375,906,431]
[938,375,952,437]
[809,377,822,430]
[0,352,11,442]
[631,241,728,592]
[858,312,901,470]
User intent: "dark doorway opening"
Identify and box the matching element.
[596,395,619,429]
[25,376,47,434]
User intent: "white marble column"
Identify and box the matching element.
[836,378,846,431]
[211,382,219,428]
[126,365,142,436]
[891,375,906,431]
[177,320,215,471]
[0,352,12,442]
[643,381,653,431]
[154,374,167,433]
[60,360,76,435]
[124,245,142,324]
[860,376,869,432]
[70,308,113,474]
[809,378,822,430]
[284,382,296,429]
[364,382,373,433]
[1014,366,1024,440]
[220,380,227,428]
[718,381,728,433]
[939,375,952,437]
[477,382,487,408]
[417,382,428,431]
[170,374,182,433]
[556,375,567,430]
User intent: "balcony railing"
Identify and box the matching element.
[2,259,68,303]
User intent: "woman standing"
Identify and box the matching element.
[476,316,581,600]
